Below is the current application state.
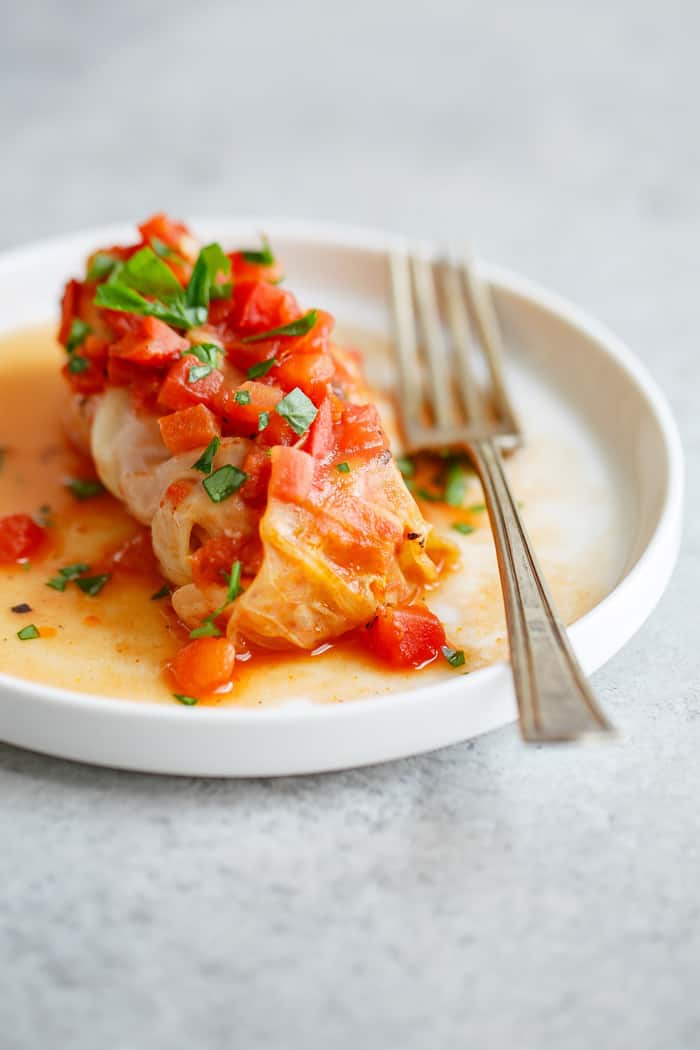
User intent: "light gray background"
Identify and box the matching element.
[1,2,697,1048]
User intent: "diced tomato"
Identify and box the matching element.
[164,479,196,508]
[170,637,236,696]
[365,603,446,669]
[191,536,241,588]
[307,397,335,460]
[58,279,82,345]
[109,316,188,366]
[230,280,299,335]
[138,213,194,257]
[158,355,224,412]
[275,349,334,402]
[216,380,282,435]
[336,403,389,461]
[287,309,334,355]
[268,446,315,503]
[130,371,164,414]
[0,514,47,564]
[62,359,106,395]
[159,404,221,455]
[229,250,284,285]
[81,334,110,365]
[109,529,158,574]
[240,444,272,503]
[98,308,143,337]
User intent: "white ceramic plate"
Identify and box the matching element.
[0,221,684,775]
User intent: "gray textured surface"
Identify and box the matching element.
[0,1,697,1047]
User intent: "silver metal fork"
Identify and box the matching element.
[389,249,613,741]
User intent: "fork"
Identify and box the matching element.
[389,249,613,741]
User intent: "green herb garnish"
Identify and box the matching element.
[46,562,91,591]
[185,243,231,311]
[469,502,486,512]
[189,560,243,639]
[120,245,184,300]
[336,462,350,473]
[247,357,277,379]
[258,411,270,431]
[191,436,220,474]
[241,237,275,266]
[150,584,170,600]
[396,456,415,479]
[275,387,317,436]
[234,389,252,405]
[75,574,111,597]
[17,624,40,640]
[451,522,474,535]
[202,465,248,503]
[151,237,186,264]
[188,363,213,384]
[96,281,205,331]
[444,461,468,507]
[173,693,198,706]
[188,343,221,367]
[442,646,466,668]
[68,355,89,374]
[66,318,92,353]
[86,252,120,282]
[241,309,318,344]
[64,478,105,501]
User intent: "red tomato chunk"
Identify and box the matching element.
[0,514,46,564]
[366,603,446,669]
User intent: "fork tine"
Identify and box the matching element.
[460,251,522,440]
[440,255,483,427]
[389,250,423,444]
[411,254,454,428]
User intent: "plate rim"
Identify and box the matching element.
[0,218,685,763]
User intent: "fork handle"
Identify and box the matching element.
[468,438,613,741]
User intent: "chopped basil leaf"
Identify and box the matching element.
[66,318,92,353]
[60,562,90,578]
[203,464,248,503]
[336,462,350,473]
[189,616,222,639]
[225,561,243,603]
[234,389,251,405]
[151,237,185,264]
[241,309,318,344]
[17,624,40,640]
[65,478,105,501]
[174,693,198,706]
[191,436,220,474]
[247,357,277,379]
[469,502,486,512]
[258,411,270,431]
[47,562,87,591]
[75,574,110,597]
[275,387,318,436]
[241,237,275,266]
[188,363,213,384]
[120,246,184,301]
[442,646,466,668]
[445,461,467,507]
[68,355,89,374]
[396,456,415,479]
[452,522,474,535]
[150,584,170,600]
[86,252,120,282]
[185,243,231,311]
[188,343,221,367]
[95,282,206,331]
